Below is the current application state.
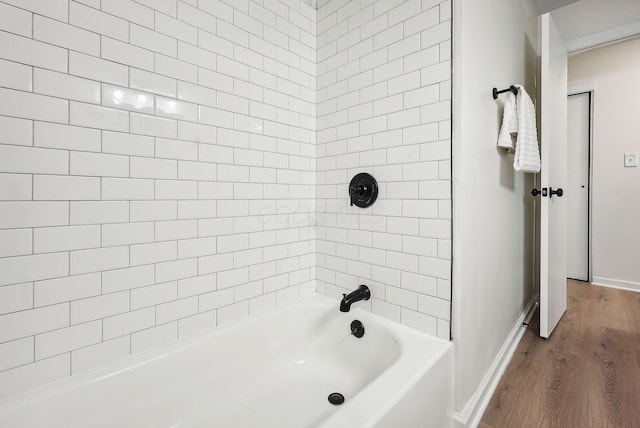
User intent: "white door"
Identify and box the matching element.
[567,93,590,281]
[539,13,568,339]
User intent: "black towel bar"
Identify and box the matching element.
[492,85,518,100]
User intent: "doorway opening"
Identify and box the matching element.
[566,91,592,282]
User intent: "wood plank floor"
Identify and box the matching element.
[480,280,640,428]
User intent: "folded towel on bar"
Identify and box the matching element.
[512,85,540,173]
[497,91,518,152]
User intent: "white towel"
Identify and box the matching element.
[497,91,518,152]
[512,85,541,173]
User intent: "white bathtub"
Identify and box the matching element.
[0,294,452,428]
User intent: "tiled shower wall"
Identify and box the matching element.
[315,0,452,338]
[0,0,316,398]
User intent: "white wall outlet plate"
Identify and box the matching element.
[624,153,638,167]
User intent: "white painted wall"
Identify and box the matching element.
[452,0,538,423]
[568,37,640,290]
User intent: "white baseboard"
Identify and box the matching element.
[451,296,538,428]
[592,276,640,293]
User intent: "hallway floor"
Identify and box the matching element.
[480,280,640,427]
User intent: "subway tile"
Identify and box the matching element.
[130,241,177,266]
[0,116,32,146]
[102,222,155,247]
[69,52,129,87]
[34,273,102,307]
[178,2,216,34]
[177,273,216,298]
[102,131,154,157]
[199,289,234,312]
[35,122,101,152]
[420,60,450,86]
[419,180,451,199]
[156,138,198,161]
[130,24,177,57]
[177,81,216,107]
[0,338,33,373]
[178,121,217,144]
[0,88,68,123]
[0,145,68,176]
[199,252,234,275]
[0,282,33,315]
[130,69,177,98]
[70,292,129,325]
[156,297,198,324]
[70,152,130,178]
[130,200,177,222]
[156,220,197,241]
[155,54,198,83]
[35,321,102,360]
[0,3,32,38]
[405,6,440,36]
[0,0,66,22]
[130,157,177,180]
[33,15,99,56]
[155,97,198,122]
[131,281,177,310]
[101,178,154,200]
[34,225,101,253]
[70,201,129,225]
[102,0,154,28]
[0,58,32,91]
[70,246,129,275]
[102,37,154,72]
[0,303,68,343]
[102,265,155,293]
[198,0,233,23]
[70,102,129,132]
[70,2,129,42]
[156,259,198,283]
[0,174,31,201]
[0,252,69,287]
[103,307,155,340]
[103,85,154,114]
[0,31,67,73]
[155,180,197,200]
[33,175,100,201]
[0,202,68,229]
[155,12,197,44]
[136,0,177,17]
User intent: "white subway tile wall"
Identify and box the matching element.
[0,0,452,399]
[0,0,317,398]
[315,0,451,337]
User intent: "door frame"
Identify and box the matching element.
[568,84,594,282]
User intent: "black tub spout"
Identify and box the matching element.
[340,285,370,312]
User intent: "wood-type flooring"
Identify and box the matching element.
[480,280,640,428]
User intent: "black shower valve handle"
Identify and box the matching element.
[348,173,378,208]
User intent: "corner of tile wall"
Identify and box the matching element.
[315,0,452,338]
[0,0,452,399]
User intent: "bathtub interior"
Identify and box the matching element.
[0,294,431,428]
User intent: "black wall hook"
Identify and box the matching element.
[492,85,518,100]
